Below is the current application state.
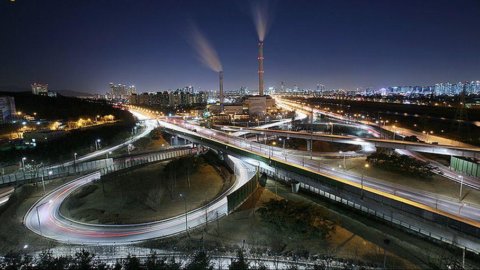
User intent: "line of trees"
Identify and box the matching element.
[257,199,336,240]
[366,152,435,178]
[1,249,317,270]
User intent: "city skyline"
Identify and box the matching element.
[1,0,480,93]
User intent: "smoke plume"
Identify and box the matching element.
[252,1,270,41]
[189,25,223,72]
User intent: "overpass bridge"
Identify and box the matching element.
[158,119,480,254]
[244,128,480,159]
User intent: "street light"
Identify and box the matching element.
[458,175,464,201]
[21,157,27,180]
[35,199,53,236]
[339,151,346,170]
[361,163,370,199]
[40,170,53,195]
[95,139,101,150]
[73,152,78,173]
[179,193,188,235]
[21,157,27,169]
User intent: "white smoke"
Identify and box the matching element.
[189,25,223,72]
[252,1,270,41]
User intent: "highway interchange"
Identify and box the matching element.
[24,151,255,244]
[21,105,480,245]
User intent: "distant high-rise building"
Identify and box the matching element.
[129,90,206,107]
[183,85,194,93]
[239,86,248,95]
[316,84,326,95]
[109,83,136,98]
[0,96,16,124]
[31,83,48,95]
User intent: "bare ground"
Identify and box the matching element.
[60,156,232,224]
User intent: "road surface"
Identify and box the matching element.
[24,152,255,245]
[154,115,480,224]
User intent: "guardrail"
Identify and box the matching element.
[0,147,192,187]
[224,155,258,213]
[161,124,480,254]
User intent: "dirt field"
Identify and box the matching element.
[140,180,419,269]
[112,128,170,156]
[141,178,480,269]
[60,155,232,224]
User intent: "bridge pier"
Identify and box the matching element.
[376,147,395,155]
[196,143,202,154]
[306,140,312,151]
[291,180,300,193]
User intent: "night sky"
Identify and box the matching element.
[1,0,479,93]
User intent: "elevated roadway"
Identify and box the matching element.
[156,118,480,252]
[243,128,480,159]
[158,118,480,223]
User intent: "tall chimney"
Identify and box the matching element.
[219,71,224,107]
[258,41,264,96]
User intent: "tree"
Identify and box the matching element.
[113,262,122,270]
[185,251,213,270]
[313,263,326,270]
[37,251,71,270]
[229,250,249,270]
[146,252,180,270]
[97,262,108,270]
[257,199,336,239]
[124,255,141,270]
[73,249,95,270]
[3,250,22,270]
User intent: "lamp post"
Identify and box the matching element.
[179,193,188,235]
[270,141,276,159]
[95,139,101,150]
[21,157,26,169]
[392,125,396,140]
[280,137,285,150]
[339,151,346,170]
[73,152,77,173]
[361,163,369,199]
[21,157,27,180]
[458,175,464,201]
[40,170,52,195]
[35,199,53,237]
